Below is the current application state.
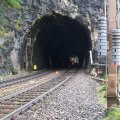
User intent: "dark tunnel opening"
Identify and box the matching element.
[31,13,92,70]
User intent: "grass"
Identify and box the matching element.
[103,106,120,120]
[99,73,108,81]
[97,81,120,120]
[91,66,120,119]
[97,82,106,106]
[102,73,120,120]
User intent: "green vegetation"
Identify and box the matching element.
[104,106,120,120]
[97,82,106,106]
[97,72,120,120]
[117,73,120,80]
[0,5,7,37]
[3,0,21,9]
[97,73,120,120]
[15,19,22,30]
[0,0,21,38]
[100,73,107,80]
[0,26,8,38]
[117,73,120,96]
[0,44,4,49]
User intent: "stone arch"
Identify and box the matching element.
[20,13,92,70]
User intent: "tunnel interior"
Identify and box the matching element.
[31,13,92,69]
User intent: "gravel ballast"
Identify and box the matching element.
[16,70,105,120]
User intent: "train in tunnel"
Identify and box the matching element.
[20,13,92,71]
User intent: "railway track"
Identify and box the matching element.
[0,69,50,88]
[0,69,76,120]
[0,70,65,99]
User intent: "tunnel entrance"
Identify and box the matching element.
[21,13,92,70]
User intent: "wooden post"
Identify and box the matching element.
[107,0,118,107]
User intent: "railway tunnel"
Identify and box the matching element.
[21,13,92,70]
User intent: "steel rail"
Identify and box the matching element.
[0,70,65,101]
[0,70,50,88]
[0,70,76,120]
[0,70,44,83]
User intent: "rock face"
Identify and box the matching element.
[21,0,103,32]
[0,0,104,71]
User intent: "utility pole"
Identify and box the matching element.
[117,0,120,28]
[107,0,118,107]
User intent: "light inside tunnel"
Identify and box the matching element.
[24,13,92,70]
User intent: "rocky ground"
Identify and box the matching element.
[16,70,105,120]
